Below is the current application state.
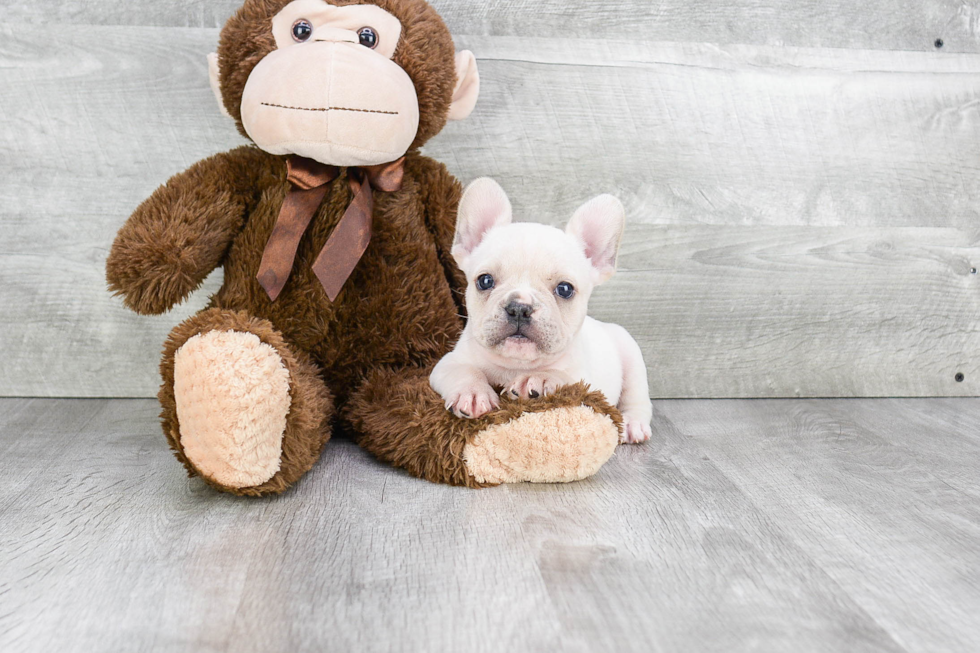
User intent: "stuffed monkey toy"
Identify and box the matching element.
[106,0,622,495]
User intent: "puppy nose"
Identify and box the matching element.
[505,301,533,323]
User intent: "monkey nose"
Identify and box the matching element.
[505,301,534,323]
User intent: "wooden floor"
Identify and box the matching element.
[1,398,979,653]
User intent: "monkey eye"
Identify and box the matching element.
[357,26,379,49]
[555,282,575,299]
[476,274,495,291]
[292,19,313,42]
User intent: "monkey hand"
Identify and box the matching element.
[106,199,207,315]
[106,148,269,315]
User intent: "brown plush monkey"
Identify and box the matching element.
[107,0,621,496]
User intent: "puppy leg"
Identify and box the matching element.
[430,352,500,419]
[610,325,653,444]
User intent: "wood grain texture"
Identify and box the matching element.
[2,397,980,652]
[6,0,980,54]
[442,37,980,229]
[2,22,980,397]
[596,225,980,398]
[657,398,980,653]
[0,24,236,398]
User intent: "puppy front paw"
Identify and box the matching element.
[505,371,574,400]
[621,416,652,444]
[444,385,500,419]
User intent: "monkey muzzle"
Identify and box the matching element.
[241,40,420,168]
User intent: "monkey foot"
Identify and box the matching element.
[174,330,292,489]
[348,370,622,488]
[463,404,620,485]
[160,309,333,496]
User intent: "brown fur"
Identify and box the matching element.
[107,0,619,495]
[106,147,279,315]
[159,308,333,495]
[346,371,622,487]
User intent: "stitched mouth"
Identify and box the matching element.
[261,102,398,116]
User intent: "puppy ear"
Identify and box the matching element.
[208,53,232,119]
[452,178,512,267]
[447,51,480,121]
[565,195,626,284]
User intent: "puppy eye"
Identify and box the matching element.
[476,274,495,291]
[357,26,379,49]
[292,19,313,42]
[555,282,575,299]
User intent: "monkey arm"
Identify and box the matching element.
[106,146,278,315]
[411,155,468,316]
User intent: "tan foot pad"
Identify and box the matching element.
[174,330,291,489]
[463,405,620,485]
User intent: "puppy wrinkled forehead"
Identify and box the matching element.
[472,223,588,273]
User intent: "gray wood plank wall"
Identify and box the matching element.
[7,1,980,53]
[2,2,979,398]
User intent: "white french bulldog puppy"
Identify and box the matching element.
[430,178,653,444]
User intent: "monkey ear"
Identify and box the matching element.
[207,53,232,119]
[452,178,512,267]
[447,51,480,121]
[566,195,626,285]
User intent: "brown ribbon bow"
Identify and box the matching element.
[257,155,405,302]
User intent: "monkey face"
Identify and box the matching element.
[214,0,480,161]
[240,0,421,167]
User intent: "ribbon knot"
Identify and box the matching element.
[257,155,405,302]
